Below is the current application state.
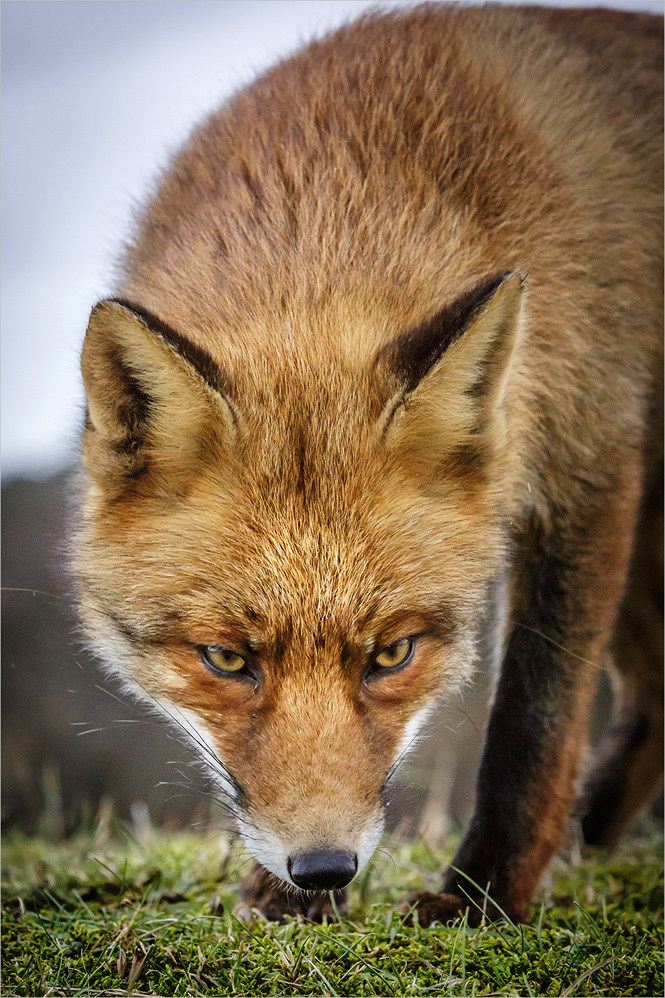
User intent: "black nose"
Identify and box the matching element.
[287,849,358,890]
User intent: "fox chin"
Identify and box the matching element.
[74,3,663,925]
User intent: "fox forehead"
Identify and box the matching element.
[83,412,497,657]
[93,498,467,650]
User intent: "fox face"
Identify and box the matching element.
[76,272,524,889]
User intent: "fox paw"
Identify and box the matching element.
[400,890,486,928]
[237,863,347,922]
[401,889,517,927]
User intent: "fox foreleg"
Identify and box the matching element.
[239,863,348,923]
[407,483,641,926]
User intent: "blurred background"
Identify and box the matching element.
[2,0,662,842]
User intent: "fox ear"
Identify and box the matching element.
[378,271,525,460]
[81,299,236,492]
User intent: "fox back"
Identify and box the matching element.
[75,4,663,919]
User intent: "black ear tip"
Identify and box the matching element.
[507,267,528,291]
[106,297,172,337]
[378,269,520,393]
[475,268,529,306]
[485,270,512,291]
[471,272,510,312]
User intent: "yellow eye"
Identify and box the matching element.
[373,637,414,670]
[201,645,247,674]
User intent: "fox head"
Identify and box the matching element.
[75,271,524,890]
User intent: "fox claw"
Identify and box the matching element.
[240,863,347,922]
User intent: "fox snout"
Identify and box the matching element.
[237,802,385,890]
[288,850,358,891]
[229,680,390,888]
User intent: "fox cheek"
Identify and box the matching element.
[393,704,438,763]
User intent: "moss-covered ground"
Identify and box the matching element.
[2,826,662,997]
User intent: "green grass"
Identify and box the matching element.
[2,826,662,997]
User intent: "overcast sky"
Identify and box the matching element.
[2,0,663,480]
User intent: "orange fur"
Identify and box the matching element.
[74,4,662,921]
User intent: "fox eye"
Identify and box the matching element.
[372,637,415,673]
[199,645,247,676]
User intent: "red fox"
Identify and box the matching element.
[74,4,663,924]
